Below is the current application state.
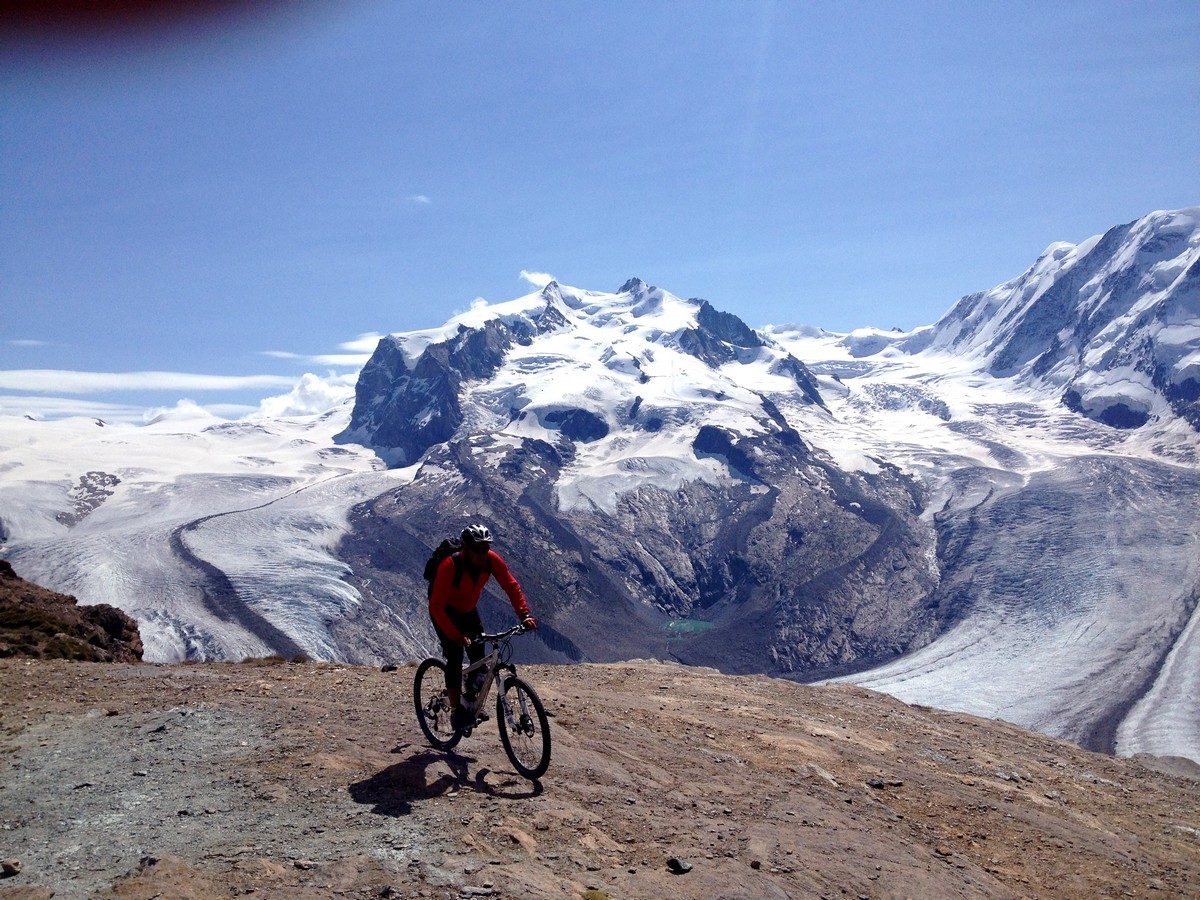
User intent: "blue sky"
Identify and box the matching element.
[2,1,1198,420]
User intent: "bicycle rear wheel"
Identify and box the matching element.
[496,675,551,780]
[413,658,461,751]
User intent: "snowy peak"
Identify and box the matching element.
[924,207,1200,429]
[339,282,826,495]
[547,279,699,335]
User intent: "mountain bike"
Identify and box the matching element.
[413,624,552,780]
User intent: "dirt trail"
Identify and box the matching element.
[1,658,1197,899]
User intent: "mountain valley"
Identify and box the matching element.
[1,207,1198,764]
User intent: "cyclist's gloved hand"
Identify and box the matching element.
[460,635,472,648]
[522,616,539,631]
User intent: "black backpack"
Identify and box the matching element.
[423,536,490,598]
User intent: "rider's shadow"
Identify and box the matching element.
[349,749,543,817]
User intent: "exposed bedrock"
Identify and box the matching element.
[0,559,143,663]
[336,304,566,465]
[335,426,937,678]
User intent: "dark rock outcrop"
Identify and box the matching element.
[1158,369,1200,430]
[339,294,573,465]
[542,408,609,442]
[0,559,142,662]
[56,471,121,527]
[676,300,763,367]
[1062,388,1152,429]
[770,353,827,407]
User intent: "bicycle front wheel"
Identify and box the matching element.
[496,675,551,780]
[413,657,461,751]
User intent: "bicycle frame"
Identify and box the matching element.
[461,650,503,712]
[415,621,550,778]
[459,624,524,717]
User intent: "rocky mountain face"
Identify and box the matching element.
[919,207,1200,430]
[338,304,569,466]
[335,280,937,677]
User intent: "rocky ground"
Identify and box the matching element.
[0,561,141,664]
[1,657,1197,899]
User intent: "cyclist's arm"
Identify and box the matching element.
[429,556,465,644]
[488,550,531,619]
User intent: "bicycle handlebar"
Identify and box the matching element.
[478,624,527,642]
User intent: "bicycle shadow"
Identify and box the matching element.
[349,748,543,817]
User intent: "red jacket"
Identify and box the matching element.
[429,549,530,644]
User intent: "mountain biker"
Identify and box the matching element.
[429,524,538,730]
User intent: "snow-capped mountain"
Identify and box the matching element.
[332,278,936,675]
[902,208,1197,430]
[0,279,940,681]
[1,207,1198,762]
[336,278,824,471]
[764,208,1200,763]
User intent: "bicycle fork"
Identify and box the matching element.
[499,671,533,735]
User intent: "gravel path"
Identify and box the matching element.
[1,658,1198,898]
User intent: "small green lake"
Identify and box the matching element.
[664,619,715,634]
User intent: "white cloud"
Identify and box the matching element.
[260,349,370,367]
[409,195,432,205]
[470,297,488,310]
[141,398,224,425]
[0,394,143,421]
[255,373,356,418]
[8,339,48,348]
[308,353,372,367]
[0,369,296,394]
[519,269,555,288]
[339,333,386,353]
[0,394,254,423]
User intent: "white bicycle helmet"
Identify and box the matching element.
[461,524,493,548]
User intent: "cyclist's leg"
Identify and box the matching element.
[433,621,464,709]
[459,610,486,699]
[437,609,484,708]
[462,609,485,666]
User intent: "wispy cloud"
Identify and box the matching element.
[0,394,255,423]
[0,370,296,394]
[260,332,386,366]
[259,349,371,367]
[519,269,555,288]
[409,194,432,205]
[338,333,386,353]
[1,394,143,420]
[310,353,371,366]
[8,339,48,347]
